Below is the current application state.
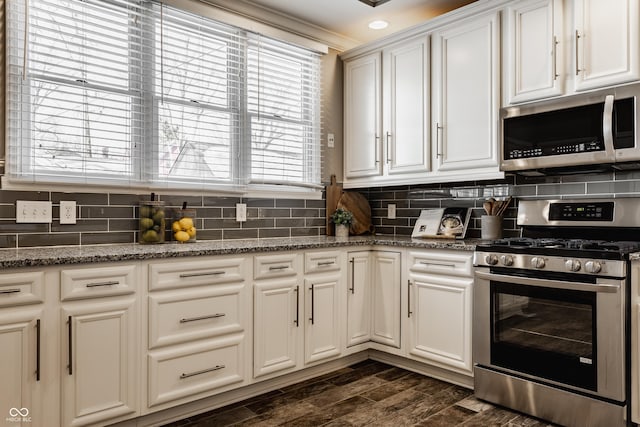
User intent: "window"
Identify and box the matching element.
[6,0,322,194]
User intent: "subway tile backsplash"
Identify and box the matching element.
[1,170,639,248]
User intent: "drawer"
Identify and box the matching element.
[149,257,246,291]
[60,264,137,301]
[148,284,245,349]
[408,251,473,278]
[148,335,244,407]
[0,271,45,307]
[253,253,299,280]
[304,250,342,274]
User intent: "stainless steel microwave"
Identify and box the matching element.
[501,83,640,174]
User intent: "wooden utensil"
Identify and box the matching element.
[325,174,343,235]
[483,201,492,215]
[337,191,375,235]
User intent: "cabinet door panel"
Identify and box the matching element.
[344,53,382,178]
[346,252,371,347]
[371,252,401,348]
[254,279,300,378]
[305,275,342,364]
[433,13,500,172]
[575,0,640,91]
[384,37,430,175]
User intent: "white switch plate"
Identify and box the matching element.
[236,203,247,222]
[60,201,77,224]
[387,204,396,219]
[327,133,335,148]
[16,200,53,223]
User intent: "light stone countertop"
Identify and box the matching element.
[0,235,483,269]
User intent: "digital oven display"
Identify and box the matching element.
[548,202,614,221]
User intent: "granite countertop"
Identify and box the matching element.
[0,235,484,269]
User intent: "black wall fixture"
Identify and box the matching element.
[358,0,393,6]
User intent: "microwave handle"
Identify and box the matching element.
[603,94,615,159]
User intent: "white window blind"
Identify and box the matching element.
[6,0,323,194]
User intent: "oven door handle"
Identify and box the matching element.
[475,271,620,293]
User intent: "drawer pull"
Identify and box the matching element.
[180,365,225,379]
[0,288,21,294]
[269,265,289,271]
[179,271,225,278]
[179,313,225,323]
[317,261,335,266]
[86,281,119,288]
[419,261,456,268]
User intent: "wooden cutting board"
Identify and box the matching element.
[337,191,375,235]
[325,174,343,236]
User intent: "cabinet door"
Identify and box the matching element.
[383,36,430,176]
[0,308,43,427]
[407,274,473,373]
[506,0,564,103]
[574,0,640,91]
[305,273,342,364]
[371,251,401,348]
[62,297,138,426]
[432,12,500,173]
[253,278,301,378]
[344,52,382,179]
[346,252,371,347]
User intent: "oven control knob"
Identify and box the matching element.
[585,261,602,274]
[531,257,545,269]
[485,254,499,266]
[500,255,514,266]
[565,259,581,272]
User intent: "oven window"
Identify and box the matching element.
[490,281,597,391]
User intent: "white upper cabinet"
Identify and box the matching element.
[573,0,640,91]
[431,12,501,175]
[343,35,430,188]
[505,0,564,103]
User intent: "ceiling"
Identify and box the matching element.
[243,0,477,45]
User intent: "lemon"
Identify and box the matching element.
[174,230,190,242]
[172,221,182,233]
[186,226,197,238]
[178,217,194,230]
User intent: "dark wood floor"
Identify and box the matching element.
[162,360,555,427]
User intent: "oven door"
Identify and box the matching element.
[473,269,626,402]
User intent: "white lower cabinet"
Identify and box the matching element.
[60,264,140,427]
[346,251,372,347]
[371,251,401,348]
[253,253,302,378]
[406,251,474,374]
[145,256,249,412]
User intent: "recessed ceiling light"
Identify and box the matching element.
[368,20,389,30]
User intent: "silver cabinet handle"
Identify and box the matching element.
[317,261,335,266]
[36,319,41,382]
[552,36,559,80]
[407,280,413,318]
[179,271,224,278]
[269,265,289,271]
[419,261,456,268]
[349,258,355,294]
[179,313,225,323]
[86,281,119,288]
[375,135,381,164]
[180,365,225,379]
[386,131,392,164]
[309,284,315,325]
[0,288,21,294]
[294,285,300,327]
[436,123,443,157]
[575,30,582,75]
[67,316,73,375]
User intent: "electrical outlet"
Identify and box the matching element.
[236,203,247,222]
[388,204,396,219]
[16,200,53,223]
[60,201,77,224]
[327,133,335,148]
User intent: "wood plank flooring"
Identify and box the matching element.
[162,360,556,427]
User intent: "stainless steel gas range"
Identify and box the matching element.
[473,198,640,427]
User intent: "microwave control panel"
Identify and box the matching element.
[506,140,603,159]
